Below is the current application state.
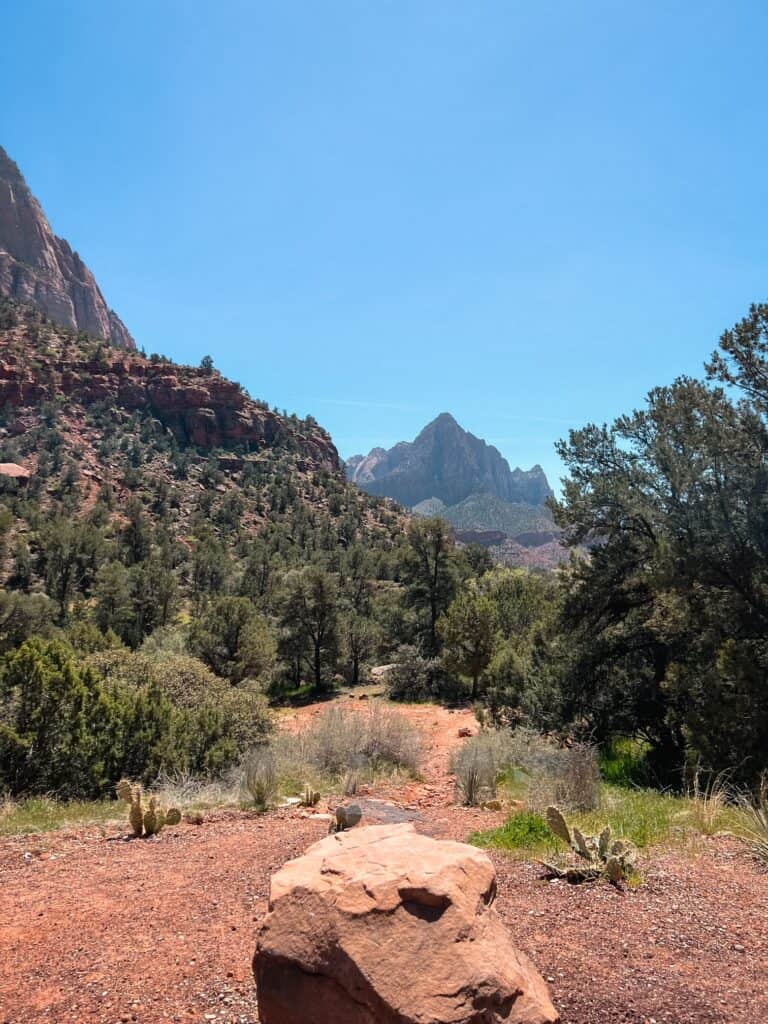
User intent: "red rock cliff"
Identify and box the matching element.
[0,340,339,472]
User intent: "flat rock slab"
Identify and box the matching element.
[354,797,423,825]
[254,822,559,1024]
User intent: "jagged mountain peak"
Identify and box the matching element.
[345,414,552,508]
[0,144,135,350]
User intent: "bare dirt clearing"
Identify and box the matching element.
[0,700,765,1024]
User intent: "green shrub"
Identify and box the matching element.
[599,738,652,788]
[88,648,273,759]
[189,596,277,684]
[386,645,464,704]
[0,638,266,800]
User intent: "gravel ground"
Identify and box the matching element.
[0,703,765,1024]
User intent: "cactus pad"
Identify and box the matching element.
[545,806,571,846]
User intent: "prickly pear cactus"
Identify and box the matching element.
[541,806,638,886]
[545,805,572,845]
[143,796,159,837]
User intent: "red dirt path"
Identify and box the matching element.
[0,701,765,1024]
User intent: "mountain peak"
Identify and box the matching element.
[431,411,460,427]
[0,145,135,349]
[346,415,552,508]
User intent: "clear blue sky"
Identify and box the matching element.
[3,2,768,490]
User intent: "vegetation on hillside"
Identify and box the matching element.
[414,493,555,537]
[0,297,767,803]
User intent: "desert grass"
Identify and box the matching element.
[470,782,750,859]
[737,779,768,866]
[0,795,119,836]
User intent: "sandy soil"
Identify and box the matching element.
[0,700,765,1024]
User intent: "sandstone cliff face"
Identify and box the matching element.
[346,413,552,507]
[0,146,135,349]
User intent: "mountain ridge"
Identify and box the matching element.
[0,145,135,349]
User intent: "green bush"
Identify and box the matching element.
[0,639,268,799]
[599,738,652,788]
[387,645,464,703]
[189,595,277,684]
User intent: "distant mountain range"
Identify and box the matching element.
[412,493,555,537]
[346,414,567,568]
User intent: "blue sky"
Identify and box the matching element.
[3,2,768,490]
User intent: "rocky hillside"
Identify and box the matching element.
[413,493,555,537]
[0,145,134,349]
[346,412,552,508]
[0,298,400,557]
[0,301,337,469]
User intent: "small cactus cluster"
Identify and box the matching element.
[330,802,363,833]
[541,806,638,885]
[116,779,182,838]
[300,786,320,808]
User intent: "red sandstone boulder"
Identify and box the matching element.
[254,823,559,1024]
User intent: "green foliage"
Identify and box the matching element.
[402,518,457,655]
[470,811,555,851]
[0,638,100,796]
[88,648,273,767]
[189,595,276,684]
[438,587,497,698]
[279,566,339,692]
[0,638,267,799]
[0,795,117,836]
[0,591,57,653]
[480,302,768,788]
[599,738,652,788]
[386,644,463,703]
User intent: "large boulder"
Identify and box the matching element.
[253,823,559,1024]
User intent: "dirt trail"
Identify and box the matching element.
[0,699,766,1024]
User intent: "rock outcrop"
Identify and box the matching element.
[346,413,552,508]
[0,146,134,349]
[0,313,338,468]
[254,822,559,1024]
